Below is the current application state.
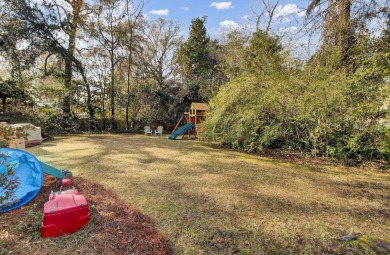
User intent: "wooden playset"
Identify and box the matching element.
[169,103,208,140]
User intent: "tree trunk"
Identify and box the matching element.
[110,50,116,130]
[53,44,95,123]
[338,0,352,64]
[125,28,134,130]
[102,98,106,130]
[102,82,106,130]
[126,52,132,130]
[63,0,82,115]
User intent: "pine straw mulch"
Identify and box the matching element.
[0,174,170,255]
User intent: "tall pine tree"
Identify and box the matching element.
[177,16,214,101]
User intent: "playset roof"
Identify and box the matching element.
[191,102,208,111]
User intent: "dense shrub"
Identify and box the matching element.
[200,31,390,162]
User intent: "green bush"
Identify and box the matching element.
[201,31,390,162]
[0,153,20,210]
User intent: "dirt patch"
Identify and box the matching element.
[1,174,170,255]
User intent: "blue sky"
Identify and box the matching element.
[143,0,308,38]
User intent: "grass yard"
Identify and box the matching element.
[25,134,389,254]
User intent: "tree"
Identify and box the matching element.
[251,0,281,34]
[87,0,126,129]
[86,48,110,129]
[176,16,214,100]
[243,30,284,75]
[61,0,91,115]
[306,0,352,67]
[0,0,95,123]
[305,0,389,69]
[220,30,250,79]
[207,39,226,97]
[122,0,145,130]
[139,18,182,127]
[141,18,181,90]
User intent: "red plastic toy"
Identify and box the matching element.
[57,177,73,189]
[41,189,89,238]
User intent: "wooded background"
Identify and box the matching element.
[0,0,389,161]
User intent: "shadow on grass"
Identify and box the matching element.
[27,134,390,255]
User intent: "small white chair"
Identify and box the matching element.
[155,126,163,135]
[144,126,152,135]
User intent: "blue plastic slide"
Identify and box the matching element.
[168,123,194,140]
[40,161,67,179]
[0,148,44,213]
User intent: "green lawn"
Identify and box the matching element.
[27,134,390,254]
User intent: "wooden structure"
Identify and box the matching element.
[171,102,208,139]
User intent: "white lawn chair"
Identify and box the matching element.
[144,126,152,135]
[155,126,163,135]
